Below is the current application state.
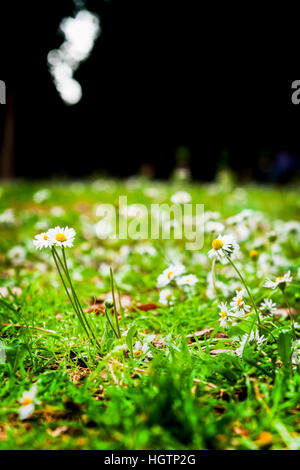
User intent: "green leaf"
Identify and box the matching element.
[278,331,292,368]
[126,323,137,358]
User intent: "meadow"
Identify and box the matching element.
[0,174,299,450]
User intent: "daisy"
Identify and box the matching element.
[47,226,76,248]
[260,299,277,315]
[7,246,26,266]
[33,232,53,250]
[206,221,225,234]
[236,330,266,357]
[133,341,152,359]
[159,288,173,305]
[156,264,185,287]
[208,234,239,264]
[18,384,38,421]
[176,274,198,287]
[170,191,191,204]
[230,289,251,317]
[218,302,232,328]
[292,340,300,365]
[264,271,293,290]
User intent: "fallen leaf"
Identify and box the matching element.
[48,425,69,437]
[210,349,230,355]
[187,328,228,343]
[130,303,159,312]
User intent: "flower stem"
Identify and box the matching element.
[58,246,101,350]
[282,288,296,340]
[110,267,121,338]
[105,307,119,339]
[211,259,220,302]
[227,256,260,325]
[51,248,92,342]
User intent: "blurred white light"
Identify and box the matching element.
[57,78,82,105]
[48,9,100,105]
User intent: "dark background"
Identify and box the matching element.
[1,1,300,182]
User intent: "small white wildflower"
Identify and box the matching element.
[236,330,266,357]
[33,232,53,250]
[218,302,232,329]
[156,264,185,287]
[260,299,277,315]
[264,271,293,290]
[176,274,199,287]
[135,245,157,256]
[133,341,152,359]
[292,340,300,365]
[33,189,50,203]
[50,206,65,217]
[94,220,113,239]
[47,226,76,248]
[159,288,173,305]
[206,221,225,234]
[8,246,26,265]
[18,384,38,421]
[208,234,239,264]
[230,289,251,317]
[170,191,191,204]
[0,208,15,225]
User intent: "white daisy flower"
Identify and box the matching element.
[0,208,15,225]
[50,206,65,217]
[292,340,300,365]
[94,220,113,239]
[264,271,293,290]
[18,384,38,421]
[208,234,239,264]
[33,232,53,250]
[236,330,266,357]
[135,245,157,256]
[260,299,277,315]
[232,224,250,242]
[156,264,185,287]
[218,302,232,328]
[33,189,50,204]
[8,246,26,265]
[170,191,191,204]
[176,274,199,286]
[206,221,225,234]
[47,226,76,248]
[159,288,173,305]
[230,289,251,317]
[133,341,152,359]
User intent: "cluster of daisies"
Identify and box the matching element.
[217,289,251,328]
[33,226,76,250]
[156,263,199,305]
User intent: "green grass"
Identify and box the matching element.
[0,175,299,450]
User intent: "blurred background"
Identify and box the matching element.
[1,0,300,183]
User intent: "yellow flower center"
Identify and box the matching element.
[212,239,223,250]
[250,250,258,259]
[43,234,48,240]
[277,276,284,281]
[237,298,243,307]
[55,233,67,242]
[221,311,227,319]
[21,397,33,406]
[134,350,142,356]
[167,271,173,279]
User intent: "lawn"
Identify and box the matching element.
[0,175,299,450]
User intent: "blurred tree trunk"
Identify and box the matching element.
[0,93,14,180]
